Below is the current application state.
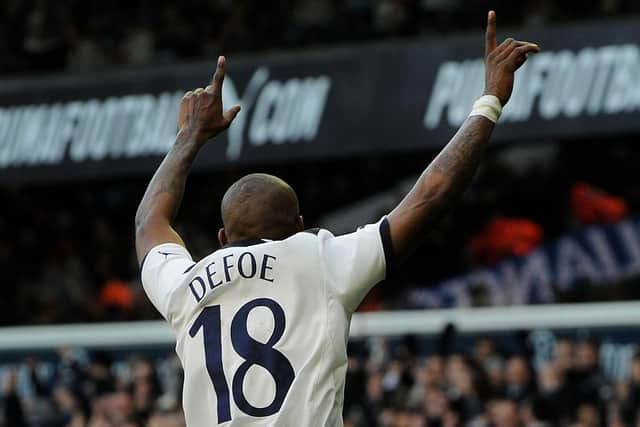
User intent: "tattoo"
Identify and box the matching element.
[389,116,495,258]
[135,130,200,229]
[429,116,494,193]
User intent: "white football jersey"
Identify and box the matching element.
[141,218,391,427]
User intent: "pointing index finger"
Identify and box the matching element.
[485,10,497,57]
[210,56,226,94]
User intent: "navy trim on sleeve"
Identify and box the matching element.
[380,218,394,275]
[183,263,197,274]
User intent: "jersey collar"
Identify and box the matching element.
[224,239,267,248]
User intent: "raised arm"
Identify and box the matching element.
[387,11,540,260]
[135,56,240,265]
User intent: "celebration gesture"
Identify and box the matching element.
[136,11,545,426]
[178,56,241,144]
[483,11,540,105]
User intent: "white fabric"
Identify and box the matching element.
[469,94,502,123]
[141,218,387,427]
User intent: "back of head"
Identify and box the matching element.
[221,173,302,243]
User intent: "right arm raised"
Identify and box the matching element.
[387,11,540,261]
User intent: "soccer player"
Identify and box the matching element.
[135,11,539,426]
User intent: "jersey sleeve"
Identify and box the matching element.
[140,243,195,321]
[320,217,393,312]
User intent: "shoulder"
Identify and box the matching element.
[301,227,322,236]
[141,243,193,275]
[283,228,337,247]
[282,227,335,240]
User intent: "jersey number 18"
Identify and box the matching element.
[189,298,295,424]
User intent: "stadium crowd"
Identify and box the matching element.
[2,333,640,426]
[1,0,640,76]
[342,334,640,427]
[2,139,639,326]
[11,132,640,320]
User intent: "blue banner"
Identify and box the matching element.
[408,218,640,308]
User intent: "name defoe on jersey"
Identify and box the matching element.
[189,251,277,303]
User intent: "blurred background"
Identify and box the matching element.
[2,0,640,426]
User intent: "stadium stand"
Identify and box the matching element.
[2,139,640,325]
[4,307,640,426]
[1,0,640,76]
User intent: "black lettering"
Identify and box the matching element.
[189,277,207,302]
[260,254,276,283]
[222,254,235,282]
[205,261,222,289]
[238,252,257,279]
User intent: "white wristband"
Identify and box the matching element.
[469,95,503,123]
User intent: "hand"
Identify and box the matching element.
[178,56,241,143]
[483,11,540,105]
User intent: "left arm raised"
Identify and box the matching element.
[135,56,240,265]
[387,11,540,261]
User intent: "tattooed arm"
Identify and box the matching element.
[135,56,240,265]
[387,11,539,260]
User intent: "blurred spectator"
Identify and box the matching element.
[568,339,608,407]
[468,217,543,266]
[1,349,184,427]
[620,353,640,422]
[4,335,640,426]
[487,399,522,427]
[473,339,504,394]
[98,280,135,320]
[0,0,637,77]
[147,412,186,427]
[290,0,337,44]
[21,0,72,72]
[374,0,413,36]
[2,370,27,427]
[570,183,629,226]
